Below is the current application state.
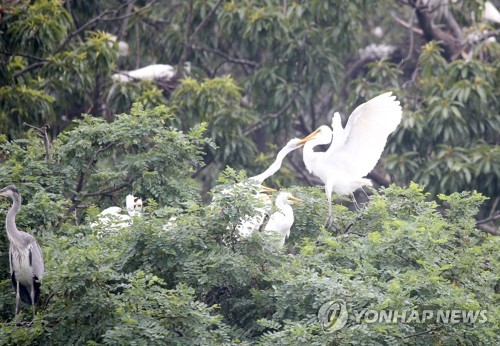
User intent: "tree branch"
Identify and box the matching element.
[191,45,258,67]
[23,123,51,163]
[189,0,224,42]
[0,51,47,62]
[12,0,158,79]
[243,89,301,136]
[175,0,224,79]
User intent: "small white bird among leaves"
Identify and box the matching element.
[263,192,301,248]
[91,194,143,234]
[112,64,175,83]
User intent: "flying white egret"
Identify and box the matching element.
[299,92,402,224]
[0,185,44,318]
[264,192,301,248]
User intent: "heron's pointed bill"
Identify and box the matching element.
[288,195,302,205]
[260,185,278,193]
[298,128,321,144]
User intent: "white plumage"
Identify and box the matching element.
[249,138,305,184]
[485,1,500,23]
[300,92,402,222]
[264,192,301,248]
[232,138,304,238]
[112,64,175,83]
[92,194,142,232]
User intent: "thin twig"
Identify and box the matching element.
[189,0,224,42]
[391,12,424,35]
[192,45,258,67]
[0,51,47,62]
[243,89,301,136]
[290,157,315,187]
[23,123,51,163]
[398,9,416,68]
[83,182,131,197]
[12,0,157,79]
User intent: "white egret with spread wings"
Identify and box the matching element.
[299,92,402,224]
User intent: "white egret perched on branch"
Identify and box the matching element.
[0,185,44,318]
[232,138,304,237]
[111,63,191,83]
[264,192,301,248]
[299,92,402,224]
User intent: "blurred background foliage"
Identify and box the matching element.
[0,0,498,344]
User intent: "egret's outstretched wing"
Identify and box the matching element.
[328,92,402,177]
[325,112,346,155]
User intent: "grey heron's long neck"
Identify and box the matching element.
[6,193,22,241]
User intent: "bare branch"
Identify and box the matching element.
[175,0,224,79]
[23,123,51,163]
[391,13,424,35]
[289,157,316,187]
[192,45,258,67]
[11,0,159,79]
[189,0,224,42]
[83,182,131,197]
[0,51,47,62]
[476,223,500,236]
[243,89,301,136]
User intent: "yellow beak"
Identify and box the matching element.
[288,195,302,205]
[260,185,278,193]
[298,128,321,144]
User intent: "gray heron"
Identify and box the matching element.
[0,185,44,318]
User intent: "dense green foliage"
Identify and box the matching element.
[0,117,498,343]
[0,0,498,344]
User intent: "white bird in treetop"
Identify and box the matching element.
[264,192,301,248]
[112,62,191,83]
[299,92,402,224]
[0,185,44,318]
[233,138,305,237]
[107,34,129,57]
[112,64,175,83]
[236,187,276,238]
[92,194,142,231]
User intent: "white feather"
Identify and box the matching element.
[112,64,175,82]
[485,1,500,23]
[301,92,402,216]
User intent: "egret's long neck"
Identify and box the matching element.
[6,194,22,242]
[302,141,318,174]
[250,146,296,183]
